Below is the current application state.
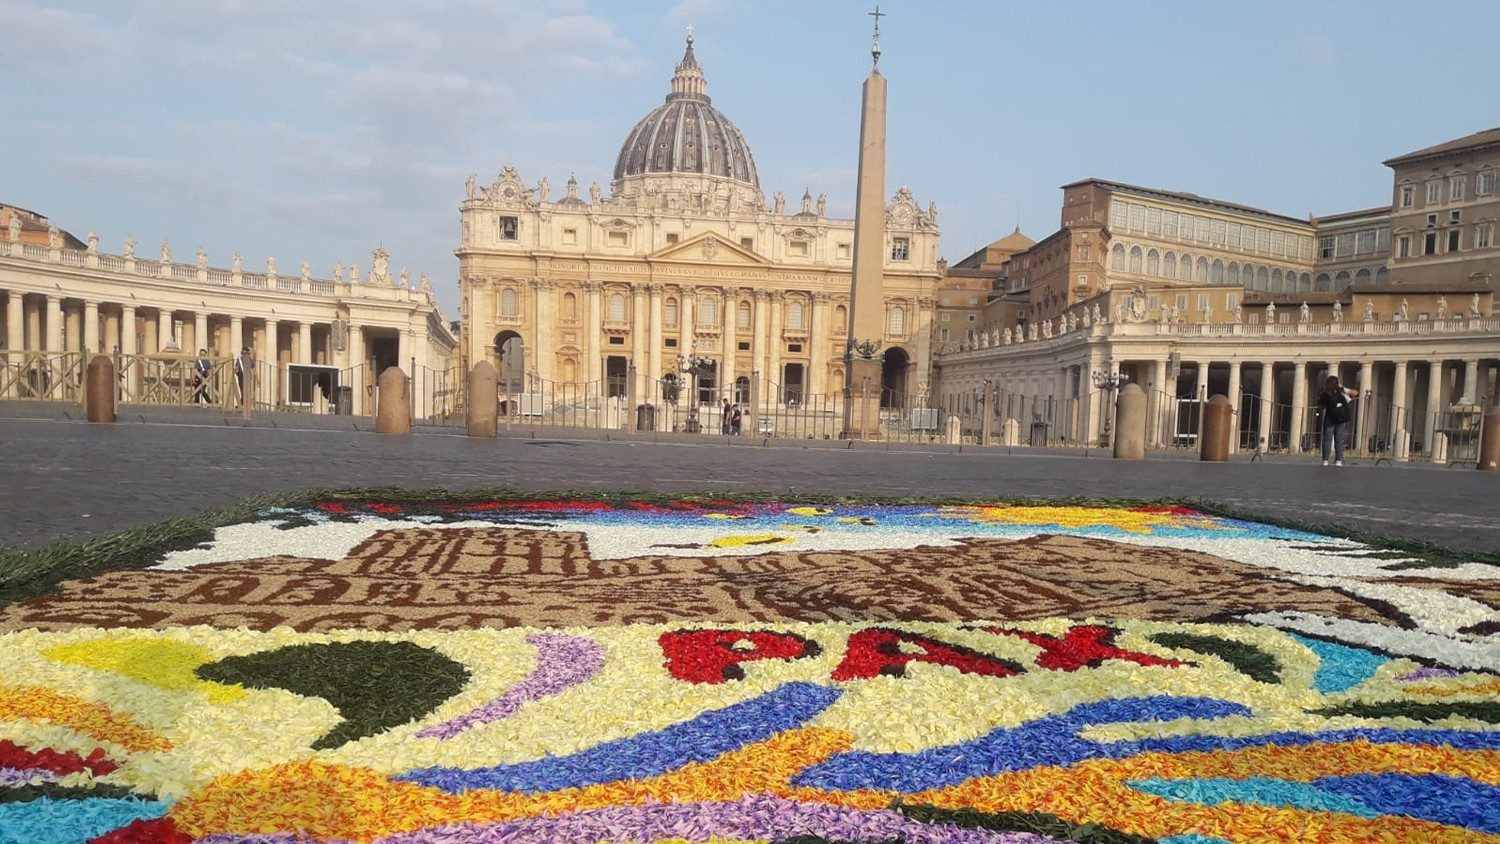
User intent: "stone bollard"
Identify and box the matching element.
[944,414,962,445]
[1001,418,1020,446]
[1199,394,1232,462]
[1478,406,1500,471]
[375,366,412,435]
[1113,383,1147,460]
[85,354,116,423]
[466,361,498,438]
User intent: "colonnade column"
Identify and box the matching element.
[121,304,138,396]
[348,325,366,415]
[648,284,663,396]
[1077,360,1095,444]
[1462,359,1481,402]
[1390,360,1409,454]
[1288,361,1307,454]
[229,316,243,358]
[1226,361,1242,454]
[1258,363,1275,453]
[1423,360,1443,454]
[156,310,173,352]
[1148,358,1168,447]
[1193,361,1210,441]
[83,300,99,354]
[65,304,80,352]
[265,318,282,406]
[25,299,40,351]
[6,292,23,351]
[633,284,649,399]
[298,322,313,365]
[1354,361,1372,453]
[45,296,63,353]
[809,293,828,398]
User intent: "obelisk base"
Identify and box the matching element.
[841,358,885,440]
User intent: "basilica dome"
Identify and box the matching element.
[612,36,760,189]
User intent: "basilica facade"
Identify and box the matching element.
[456,37,940,414]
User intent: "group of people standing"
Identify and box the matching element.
[719,398,743,435]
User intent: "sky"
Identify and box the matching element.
[3,0,1497,316]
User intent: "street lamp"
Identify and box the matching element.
[1092,368,1129,448]
[671,338,716,433]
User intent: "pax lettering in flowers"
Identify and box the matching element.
[660,624,1190,684]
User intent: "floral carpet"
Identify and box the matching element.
[0,497,1495,843]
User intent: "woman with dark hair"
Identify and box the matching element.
[1316,375,1360,466]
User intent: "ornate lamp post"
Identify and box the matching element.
[1092,368,1128,449]
[668,338,716,433]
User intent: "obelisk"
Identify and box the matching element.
[842,6,888,439]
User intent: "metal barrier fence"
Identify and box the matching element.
[1,350,85,402]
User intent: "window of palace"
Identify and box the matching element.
[1078,245,1090,260]
[665,298,679,326]
[789,240,809,257]
[1198,293,1210,311]
[1162,212,1179,238]
[1448,229,1461,252]
[1227,223,1241,249]
[890,237,910,261]
[1319,236,1335,259]
[741,237,755,250]
[500,288,519,317]
[500,216,519,240]
[1426,181,1441,205]
[1248,312,1260,325]
[607,230,629,247]
[1335,232,1355,257]
[1356,230,1377,254]
[698,296,718,325]
[1451,210,1462,223]
[1424,231,1438,254]
[1176,293,1188,311]
[1147,207,1162,234]
[1478,169,1496,196]
[737,301,751,328]
[1129,246,1142,273]
[1377,227,1391,251]
[1195,257,1209,282]
[888,306,906,335]
[665,233,680,245]
[608,293,627,322]
[1428,213,1439,226]
[1111,243,1125,270]
[1400,184,1415,207]
[1478,223,1493,249]
[784,300,803,330]
[1398,235,1411,258]
[562,228,577,245]
[1450,176,1465,202]
[1226,292,1239,311]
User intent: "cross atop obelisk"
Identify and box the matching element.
[843,6,889,439]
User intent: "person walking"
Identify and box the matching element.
[1316,375,1359,466]
[721,398,733,435]
[730,403,743,436]
[192,349,214,405]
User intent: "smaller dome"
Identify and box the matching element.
[612,35,760,188]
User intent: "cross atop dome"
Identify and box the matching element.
[672,26,706,96]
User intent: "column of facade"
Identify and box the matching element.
[265,318,282,406]
[1193,361,1210,441]
[1077,360,1095,443]
[751,292,768,388]
[155,310,172,352]
[530,280,551,382]
[103,308,121,355]
[1289,361,1308,454]
[65,303,81,352]
[679,287,696,355]
[766,292,782,395]
[719,289,736,403]
[229,316,243,360]
[45,296,63,352]
[633,284,650,400]
[648,285,664,397]
[1226,361,1243,454]
[1423,360,1443,455]
[585,282,602,384]
[1461,359,1481,403]
[349,326,366,415]
[808,293,829,398]
[298,322,313,364]
[83,300,100,354]
[121,304,138,396]
[193,313,208,354]
[1257,362,1275,453]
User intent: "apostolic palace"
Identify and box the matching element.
[0,33,1496,457]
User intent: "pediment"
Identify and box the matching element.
[649,232,771,265]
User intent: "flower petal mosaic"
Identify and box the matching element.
[0,496,1496,843]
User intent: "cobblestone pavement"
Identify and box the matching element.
[0,415,1495,553]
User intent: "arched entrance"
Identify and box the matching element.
[880,347,910,408]
[493,331,524,392]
